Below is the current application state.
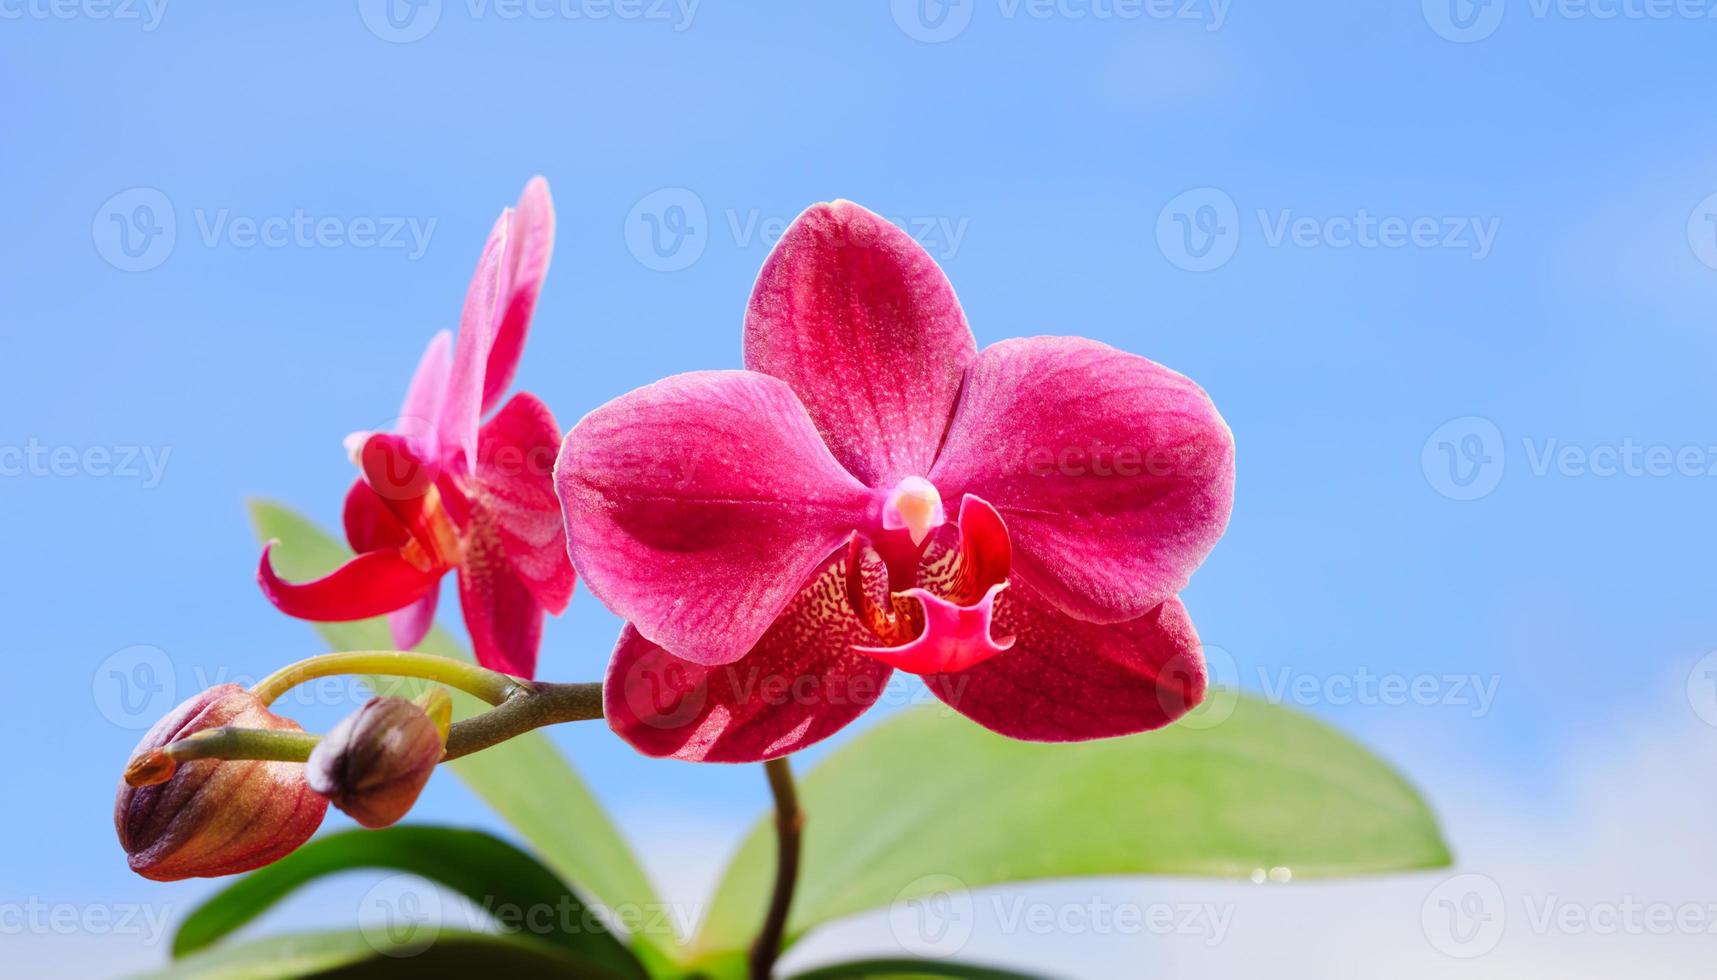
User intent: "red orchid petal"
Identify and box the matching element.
[929,337,1234,625]
[358,434,460,570]
[456,510,543,678]
[359,433,438,505]
[439,210,511,474]
[388,590,439,650]
[925,588,1206,741]
[397,329,453,460]
[342,478,408,555]
[556,370,874,666]
[744,200,975,488]
[482,178,553,416]
[604,552,893,762]
[473,392,574,614]
[257,543,441,622]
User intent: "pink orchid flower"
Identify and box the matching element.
[259,179,575,678]
[556,200,1235,762]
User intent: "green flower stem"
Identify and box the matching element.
[442,682,604,761]
[137,680,605,775]
[168,726,322,764]
[249,651,526,707]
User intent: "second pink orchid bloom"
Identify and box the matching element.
[557,200,1235,762]
[260,179,575,678]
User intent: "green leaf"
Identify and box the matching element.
[135,929,634,979]
[695,697,1451,961]
[246,501,665,948]
[172,826,643,979]
[787,960,1054,980]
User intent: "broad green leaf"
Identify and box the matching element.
[135,929,632,979]
[172,826,643,979]
[788,961,1052,980]
[695,697,1450,962]
[246,502,664,946]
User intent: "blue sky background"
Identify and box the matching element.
[5,3,1717,976]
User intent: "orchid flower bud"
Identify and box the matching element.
[115,684,328,882]
[306,695,444,829]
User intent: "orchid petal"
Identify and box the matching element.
[482,178,553,415]
[744,200,975,488]
[357,434,461,570]
[604,552,892,762]
[397,329,453,460]
[929,337,1234,624]
[257,543,441,622]
[341,478,407,555]
[925,589,1206,741]
[388,590,439,650]
[556,370,873,666]
[474,392,575,614]
[456,508,543,678]
[439,210,511,474]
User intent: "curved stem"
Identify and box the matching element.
[443,682,604,760]
[249,651,525,707]
[131,681,606,780]
[123,726,322,786]
[749,756,804,980]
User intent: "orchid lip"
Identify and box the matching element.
[880,475,946,547]
[855,582,1015,675]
